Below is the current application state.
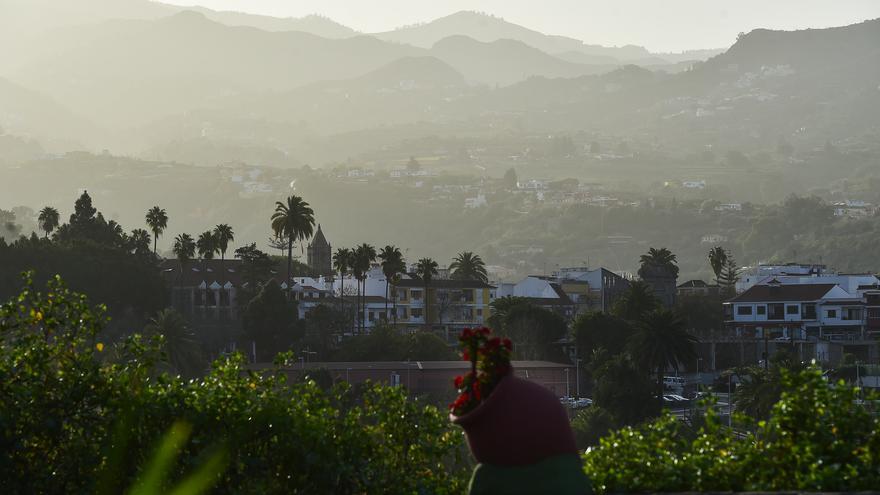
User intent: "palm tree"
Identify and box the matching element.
[270,195,315,297]
[196,231,218,260]
[628,308,697,403]
[708,246,728,282]
[333,247,352,328]
[37,206,60,239]
[129,228,152,255]
[172,233,196,277]
[613,281,659,321]
[378,245,405,321]
[354,243,377,333]
[145,206,169,255]
[449,251,488,283]
[415,257,439,332]
[213,224,234,264]
[638,247,679,279]
[143,308,204,377]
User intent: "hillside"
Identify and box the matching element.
[175,6,358,38]
[375,10,721,64]
[430,35,614,86]
[9,11,421,127]
[0,77,96,149]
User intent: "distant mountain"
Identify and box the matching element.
[166,5,358,38]
[10,11,420,126]
[375,10,716,64]
[430,35,614,86]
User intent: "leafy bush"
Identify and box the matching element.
[0,274,468,494]
[583,366,880,493]
[571,406,616,449]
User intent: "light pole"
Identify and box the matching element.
[575,358,582,398]
[346,367,351,383]
[564,368,570,398]
[727,373,732,428]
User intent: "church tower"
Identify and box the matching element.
[307,224,333,277]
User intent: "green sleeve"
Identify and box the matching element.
[467,454,592,495]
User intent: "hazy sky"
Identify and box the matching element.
[160,0,880,52]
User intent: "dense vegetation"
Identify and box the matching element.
[584,367,880,493]
[0,275,469,494]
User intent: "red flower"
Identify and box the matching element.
[477,327,491,336]
[454,375,464,388]
[501,338,512,350]
[473,381,482,401]
[462,350,471,362]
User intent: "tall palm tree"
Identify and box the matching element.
[638,247,679,279]
[354,243,377,333]
[145,206,168,255]
[333,247,352,328]
[143,308,204,377]
[627,308,697,403]
[173,233,196,276]
[196,231,218,260]
[708,246,728,282]
[213,224,234,264]
[378,245,406,321]
[37,206,60,239]
[415,257,439,332]
[270,195,315,297]
[449,251,488,283]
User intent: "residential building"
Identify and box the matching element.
[678,279,720,298]
[391,277,495,338]
[723,279,878,364]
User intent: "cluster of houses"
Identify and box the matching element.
[722,263,880,365]
[161,224,633,347]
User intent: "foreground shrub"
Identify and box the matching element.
[0,275,468,494]
[583,365,880,492]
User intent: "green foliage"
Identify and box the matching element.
[0,234,166,321]
[241,280,300,361]
[492,301,567,361]
[334,324,456,362]
[584,366,880,493]
[0,275,468,493]
[572,312,634,358]
[571,406,616,449]
[590,354,658,425]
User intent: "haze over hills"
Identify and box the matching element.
[0,0,877,173]
[376,11,725,64]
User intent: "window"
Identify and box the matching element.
[768,303,784,319]
[844,308,862,321]
[195,291,204,306]
[461,290,474,302]
[476,308,483,316]
[411,308,423,318]
[219,290,229,307]
[826,309,837,318]
[803,304,817,319]
[736,305,753,316]
[786,305,799,315]
[206,290,217,307]
[756,305,766,315]
[869,308,880,319]
[411,290,422,301]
